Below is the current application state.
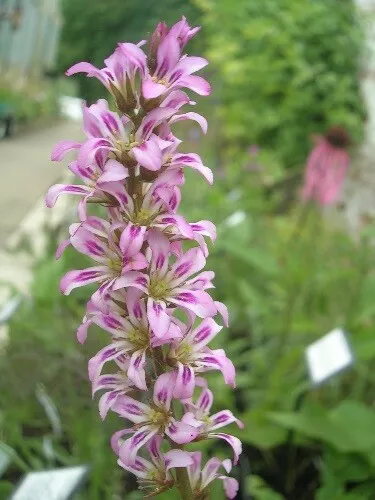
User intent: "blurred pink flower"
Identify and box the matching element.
[302,127,350,206]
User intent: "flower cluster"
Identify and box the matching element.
[46,17,241,499]
[302,127,350,207]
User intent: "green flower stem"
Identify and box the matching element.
[151,347,194,499]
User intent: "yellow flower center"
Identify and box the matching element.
[127,327,150,350]
[175,342,193,364]
[149,277,170,300]
[131,208,154,226]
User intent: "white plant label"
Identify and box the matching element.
[305,328,354,386]
[11,465,89,500]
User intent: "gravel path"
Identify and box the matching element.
[0,119,82,241]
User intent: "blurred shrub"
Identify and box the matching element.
[0,81,59,123]
[196,0,365,169]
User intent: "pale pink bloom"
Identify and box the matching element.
[115,230,217,339]
[91,355,135,419]
[79,99,176,172]
[182,384,243,464]
[142,19,210,99]
[60,221,147,295]
[117,435,193,497]
[66,44,147,105]
[187,452,239,499]
[88,289,181,391]
[46,147,128,218]
[168,317,236,399]
[112,373,199,463]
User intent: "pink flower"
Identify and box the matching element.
[60,221,147,295]
[90,356,135,419]
[142,19,210,99]
[302,127,350,206]
[187,452,239,499]
[112,373,199,462]
[117,435,193,496]
[131,230,217,339]
[66,44,146,110]
[182,383,243,464]
[88,289,181,392]
[168,316,236,399]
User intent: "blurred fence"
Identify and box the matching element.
[0,0,61,78]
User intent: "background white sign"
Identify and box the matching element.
[305,328,354,386]
[11,465,89,500]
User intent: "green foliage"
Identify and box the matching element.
[196,0,365,168]
[58,0,202,102]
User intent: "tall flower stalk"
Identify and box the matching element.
[46,17,241,499]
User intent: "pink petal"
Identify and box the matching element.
[196,387,214,413]
[111,428,133,454]
[142,79,167,99]
[98,159,128,183]
[119,223,146,257]
[70,227,108,261]
[220,476,239,499]
[126,288,147,324]
[169,290,217,318]
[60,266,108,295]
[51,140,81,161]
[45,184,90,207]
[188,318,222,349]
[119,426,158,463]
[208,410,243,432]
[132,139,163,171]
[169,247,206,286]
[171,153,213,184]
[166,419,198,444]
[148,229,170,274]
[153,372,174,410]
[76,319,92,344]
[156,214,194,239]
[156,33,181,77]
[136,108,176,141]
[174,363,195,400]
[112,395,150,424]
[185,271,215,291]
[99,390,123,420]
[147,435,163,463]
[92,312,129,336]
[118,454,151,479]
[197,350,236,387]
[170,112,208,134]
[112,271,148,293]
[215,301,229,327]
[201,457,223,488]
[187,452,202,489]
[55,238,70,260]
[161,90,190,110]
[208,433,242,465]
[127,350,147,390]
[88,344,122,381]
[66,61,108,86]
[118,42,147,76]
[172,56,209,78]
[178,75,211,96]
[164,449,194,471]
[147,298,171,338]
